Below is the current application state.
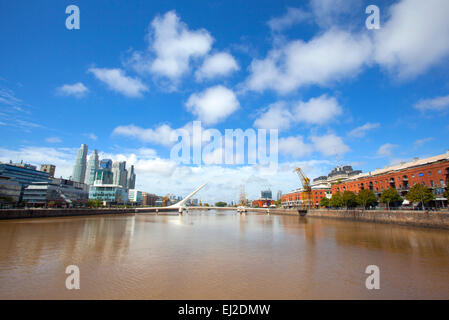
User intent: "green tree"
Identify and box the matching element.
[380,188,402,210]
[215,201,227,207]
[330,192,343,208]
[342,191,358,208]
[406,184,435,210]
[443,189,449,199]
[319,197,330,208]
[357,189,377,209]
[275,199,282,207]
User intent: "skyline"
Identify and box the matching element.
[1,0,449,202]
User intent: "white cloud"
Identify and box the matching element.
[130,10,213,81]
[377,143,398,157]
[45,137,62,143]
[374,0,449,78]
[57,82,88,98]
[185,85,240,125]
[267,7,311,32]
[279,136,314,158]
[413,137,434,148]
[311,134,349,156]
[245,29,372,94]
[113,123,178,146]
[413,94,449,112]
[293,95,342,125]
[195,52,239,80]
[88,67,148,97]
[310,0,360,28]
[254,95,343,130]
[348,122,380,138]
[253,101,292,130]
[84,133,98,141]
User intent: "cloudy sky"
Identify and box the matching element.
[1,0,449,202]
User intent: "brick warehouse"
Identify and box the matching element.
[331,152,449,199]
[282,151,449,208]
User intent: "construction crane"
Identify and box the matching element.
[293,167,313,210]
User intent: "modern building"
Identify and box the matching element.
[85,150,99,185]
[112,161,128,189]
[0,161,51,201]
[23,179,88,207]
[142,192,158,206]
[276,190,282,201]
[89,184,129,203]
[40,164,56,177]
[127,165,136,190]
[100,159,112,170]
[72,144,88,183]
[94,169,114,185]
[261,190,272,199]
[0,176,22,206]
[128,189,143,204]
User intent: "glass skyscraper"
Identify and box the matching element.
[72,144,88,183]
[127,165,136,190]
[100,159,112,170]
[85,149,99,185]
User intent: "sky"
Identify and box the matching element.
[1,0,449,203]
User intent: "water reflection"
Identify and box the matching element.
[0,211,448,299]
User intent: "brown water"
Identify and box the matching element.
[0,211,448,299]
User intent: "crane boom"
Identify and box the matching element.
[293,167,312,210]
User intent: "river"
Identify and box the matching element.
[0,210,448,299]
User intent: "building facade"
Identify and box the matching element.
[72,144,88,183]
[94,169,113,185]
[100,159,112,170]
[331,152,449,201]
[85,150,99,185]
[89,184,129,203]
[0,162,51,201]
[23,179,88,207]
[128,189,143,204]
[40,164,56,177]
[112,161,128,189]
[127,165,136,190]
[0,176,22,206]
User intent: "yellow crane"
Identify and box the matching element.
[293,167,313,210]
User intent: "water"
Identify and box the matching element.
[0,210,448,299]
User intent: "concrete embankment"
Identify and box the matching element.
[302,209,449,230]
[0,208,136,220]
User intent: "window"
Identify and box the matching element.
[438,169,442,174]
[430,180,434,187]
[428,171,432,176]
[412,174,415,178]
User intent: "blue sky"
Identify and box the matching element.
[1,0,449,202]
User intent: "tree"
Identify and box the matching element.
[215,201,227,207]
[275,199,282,207]
[330,192,344,208]
[357,189,377,209]
[406,184,435,210]
[380,188,402,210]
[443,189,449,199]
[319,197,330,208]
[87,199,103,208]
[342,191,358,208]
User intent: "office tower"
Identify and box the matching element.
[85,150,99,185]
[112,161,128,189]
[72,144,88,183]
[94,169,113,185]
[40,164,56,177]
[276,190,282,201]
[127,165,136,190]
[100,159,112,170]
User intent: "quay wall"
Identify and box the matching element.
[304,209,449,230]
[0,208,136,220]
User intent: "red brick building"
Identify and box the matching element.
[281,188,331,208]
[331,152,449,199]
